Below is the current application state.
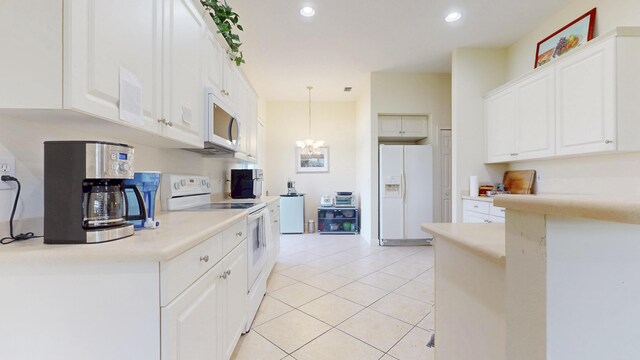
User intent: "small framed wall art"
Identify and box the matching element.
[535,8,596,68]
[296,146,329,173]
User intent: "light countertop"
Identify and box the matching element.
[461,196,496,203]
[421,223,505,266]
[493,194,640,225]
[0,196,279,264]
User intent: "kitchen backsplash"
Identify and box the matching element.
[0,116,244,238]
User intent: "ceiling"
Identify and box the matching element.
[226,0,572,102]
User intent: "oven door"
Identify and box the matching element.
[247,208,267,289]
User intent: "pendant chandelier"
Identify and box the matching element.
[296,86,324,155]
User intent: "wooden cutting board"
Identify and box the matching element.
[503,170,535,194]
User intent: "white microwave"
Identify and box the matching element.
[203,87,240,153]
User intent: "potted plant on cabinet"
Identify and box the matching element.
[201,0,245,65]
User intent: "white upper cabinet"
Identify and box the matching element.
[485,27,640,163]
[0,0,210,148]
[485,90,517,162]
[65,0,162,135]
[161,0,205,147]
[204,30,224,92]
[486,68,555,163]
[379,115,428,140]
[555,39,616,156]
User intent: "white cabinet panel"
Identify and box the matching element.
[556,40,616,155]
[379,115,403,137]
[66,0,162,134]
[486,66,555,163]
[162,261,223,360]
[516,69,555,159]
[222,241,248,360]
[162,0,205,147]
[204,30,224,92]
[486,90,516,162]
[402,116,429,137]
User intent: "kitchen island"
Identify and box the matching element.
[493,194,640,360]
[424,194,640,360]
[421,223,506,360]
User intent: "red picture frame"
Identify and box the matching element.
[535,8,596,68]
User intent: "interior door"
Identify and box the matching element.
[379,145,404,241]
[440,129,452,223]
[404,145,433,239]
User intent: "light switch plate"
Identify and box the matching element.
[0,156,16,190]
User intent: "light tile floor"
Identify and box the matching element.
[232,234,435,360]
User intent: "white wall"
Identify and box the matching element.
[355,77,373,242]
[0,116,242,238]
[505,0,640,195]
[451,49,509,223]
[264,102,356,226]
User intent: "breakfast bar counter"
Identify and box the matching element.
[421,222,506,360]
[493,194,640,360]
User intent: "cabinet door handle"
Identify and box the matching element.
[510,153,518,156]
[200,255,209,263]
[473,205,478,208]
[166,121,173,127]
[483,219,491,223]
[219,273,227,279]
[225,269,231,276]
[605,139,614,144]
[236,231,243,237]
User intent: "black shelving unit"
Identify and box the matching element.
[317,207,359,234]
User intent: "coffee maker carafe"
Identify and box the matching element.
[44,141,146,244]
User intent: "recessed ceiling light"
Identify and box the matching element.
[445,12,462,22]
[300,6,315,17]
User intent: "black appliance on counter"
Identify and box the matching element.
[44,141,146,244]
[230,169,263,199]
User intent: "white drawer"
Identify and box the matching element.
[489,215,505,223]
[489,204,506,218]
[161,233,224,306]
[223,219,248,255]
[464,199,490,214]
[463,211,490,223]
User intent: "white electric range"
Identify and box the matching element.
[160,173,268,333]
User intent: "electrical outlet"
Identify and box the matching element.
[0,156,16,190]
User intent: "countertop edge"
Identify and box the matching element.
[422,223,506,266]
[493,194,640,225]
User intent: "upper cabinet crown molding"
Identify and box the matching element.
[485,27,640,164]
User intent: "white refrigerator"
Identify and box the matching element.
[379,144,433,245]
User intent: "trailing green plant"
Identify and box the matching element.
[201,0,245,66]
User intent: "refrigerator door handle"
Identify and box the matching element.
[402,172,406,202]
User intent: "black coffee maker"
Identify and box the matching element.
[44,141,146,244]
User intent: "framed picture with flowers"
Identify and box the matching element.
[535,8,596,68]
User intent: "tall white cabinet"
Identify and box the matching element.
[162,0,205,147]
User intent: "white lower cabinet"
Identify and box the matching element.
[162,237,248,360]
[162,261,223,360]
[266,201,281,274]
[222,241,248,360]
[462,198,505,224]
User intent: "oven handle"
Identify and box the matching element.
[248,208,266,222]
